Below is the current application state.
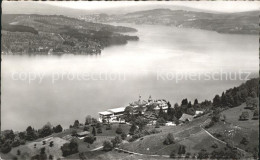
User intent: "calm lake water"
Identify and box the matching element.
[1,24,258,131]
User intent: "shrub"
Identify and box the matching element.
[49,155,53,160]
[97,127,102,134]
[53,125,63,133]
[211,143,218,148]
[111,136,122,147]
[129,124,137,135]
[178,145,186,155]
[155,122,160,128]
[71,130,77,136]
[157,117,166,126]
[170,150,176,158]
[239,111,249,121]
[17,150,21,155]
[205,120,215,129]
[149,129,160,134]
[96,123,102,129]
[116,126,123,134]
[185,152,191,158]
[84,136,96,144]
[129,133,143,142]
[20,139,26,145]
[163,133,174,145]
[103,141,113,151]
[61,139,78,157]
[245,97,258,110]
[12,138,21,147]
[106,124,112,130]
[121,132,127,140]
[240,137,249,145]
[49,141,54,147]
[197,149,209,159]
[40,147,45,155]
[92,127,96,136]
[83,126,90,131]
[252,109,259,120]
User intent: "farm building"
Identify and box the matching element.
[179,113,194,122]
[76,131,90,138]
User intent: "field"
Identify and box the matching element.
[206,103,259,156]
[1,137,68,160]
[119,103,259,158]
[119,114,218,156]
[66,150,172,160]
[0,123,131,160]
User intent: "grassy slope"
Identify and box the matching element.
[1,137,68,160]
[120,103,259,157]
[206,103,259,155]
[0,123,130,159]
[119,114,222,155]
[66,150,171,160]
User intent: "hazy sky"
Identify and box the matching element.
[46,1,260,13]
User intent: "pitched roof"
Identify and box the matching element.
[99,111,113,115]
[179,113,194,122]
[108,107,125,113]
[77,131,90,136]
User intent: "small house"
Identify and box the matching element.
[76,131,90,138]
[179,114,194,123]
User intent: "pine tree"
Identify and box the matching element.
[194,99,198,105]
[92,127,96,136]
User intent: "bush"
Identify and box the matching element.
[61,139,78,157]
[84,136,96,144]
[211,143,218,148]
[157,117,166,126]
[252,109,259,120]
[170,150,176,158]
[96,123,102,129]
[106,124,112,130]
[163,133,174,145]
[17,149,21,155]
[245,97,258,110]
[149,129,160,134]
[197,149,209,159]
[240,137,249,145]
[178,145,186,155]
[116,126,123,134]
[71,130,77,136]
[129,132,144,142]
[205,120,215,129]
[53,125,63,133]
[49,155,53,160]
[12,138,21,147]
[83,126,90,131]
[155,122,160,128]
[129,124,137,135]
[92,127,96,136]
[49,141,54,147]
[121,132,127,140]
[239,111,249,121]
[111,136,122,147]
[20,139,26,145]
[103,141,113,151]
[185,152,191,158]
[97,127,102,134]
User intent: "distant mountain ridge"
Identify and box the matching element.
[2,2,222,17]
[80,8,259,35]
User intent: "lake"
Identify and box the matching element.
[1,24,258,131]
